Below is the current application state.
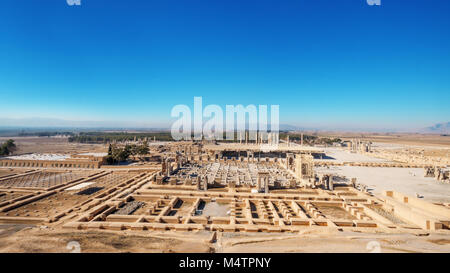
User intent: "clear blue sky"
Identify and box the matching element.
[0,0,449,131]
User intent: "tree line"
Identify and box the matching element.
[68,132,174,143]
[18,131,75,137]
[279,133,342,145]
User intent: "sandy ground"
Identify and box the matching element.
[0,225,212,253]
[316,166,450,203]
[316,145,450,203]
[0,136,106,155]
[318,147,390,163]
[370,142,450,159]
[202,202,230,217]
[2,224,448,253]
[323,134,450,147]
[218,230,450,253]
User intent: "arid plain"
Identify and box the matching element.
[0,133,449,253]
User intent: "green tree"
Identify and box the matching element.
[110,145,131,163]
[137,142,149,155]
[107,144,113,156]
[0,139,16,156]
[0,145,7,156]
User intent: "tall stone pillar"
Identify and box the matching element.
[203,176,208,191]
[351,177,357,188]
[197,176,201,190]
[161,160,167,175]
[167,162,172,177]
[290,179,296,189]
[264,177,269,193]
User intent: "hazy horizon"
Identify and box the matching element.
[0,117,448,134]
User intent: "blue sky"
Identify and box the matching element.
[0,0,449,131]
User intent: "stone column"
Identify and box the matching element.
[203,178,208,191]
[167,162,172,177]
[197,176,201,190]
[290,179,296,189]
[351,177,357,188]
[264,177,269,193]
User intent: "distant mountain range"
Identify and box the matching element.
[0,118,449,134]
[422,122,450,134]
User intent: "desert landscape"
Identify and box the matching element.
[0,133,449,253]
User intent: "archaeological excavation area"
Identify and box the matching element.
[0,141,449,253]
